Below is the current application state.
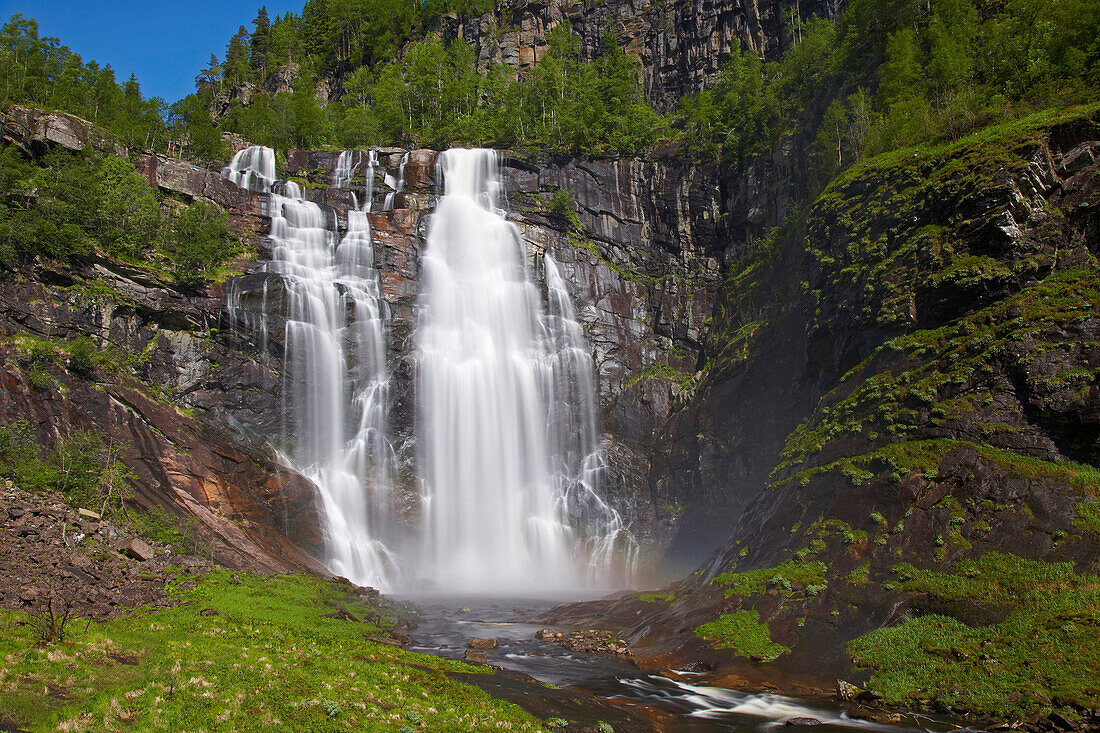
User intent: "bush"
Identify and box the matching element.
[67,335,97,376]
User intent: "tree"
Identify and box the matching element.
[251,6,271,76]
[224,25,251,86]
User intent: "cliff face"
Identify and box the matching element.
[435,0,841,111]
[540,108,1100,720]
[273,148,728,557]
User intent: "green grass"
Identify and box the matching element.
[1073,501,1100,534]
[694,610,790,662]
[848,553,1100,720]
[711,560,827,598]
[635,592,676,603]
[0,570,545,732]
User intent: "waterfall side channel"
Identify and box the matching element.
[416,148,634,593]
[225,146,399,589]
[225,146,634,593]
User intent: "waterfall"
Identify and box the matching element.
[332,150,358,189]
[223,146,276,192]
[383,152,408,211]
[224,146,398,589]
[416,148,633,592]
[225,145,632,593]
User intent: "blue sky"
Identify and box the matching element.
[0,1,304,104]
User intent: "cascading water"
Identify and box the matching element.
[416,148,634,592]
[225,145,631,593]
[225,146,398,589]
[332,150,358,189]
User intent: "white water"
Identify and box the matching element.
[222,146,276,192]
[332,150,358,189]
[225,146,398,589]
[225,145,632,593]
[416,148,633,592]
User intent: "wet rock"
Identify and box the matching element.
[836,680,861,701]
[535,628,557,640]
[468,638,499,650]
[457,606,472,614]
[464,649,488,664]
[785,718,822,726]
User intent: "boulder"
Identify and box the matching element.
[118,537,156,562]
[463,649,488,664]
[467,638,498,650]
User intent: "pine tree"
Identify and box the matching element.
[251,7,270,77]
[224,26,251,86]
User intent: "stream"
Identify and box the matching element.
[399,596,963,732]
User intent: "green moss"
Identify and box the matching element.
[850,553,1099,719]
[712,560,827,598]
[1074,501,1100,534]
[636,592,675,603]
[0,570,542,731]
[846,562,870,585]
[694,610,790,661]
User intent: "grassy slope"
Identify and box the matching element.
[679,104,1100,723]
[0,570,545,732]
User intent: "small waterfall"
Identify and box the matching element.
[224,145,398,589]
[223,145,276,192]
[383,152,409,211]
[416,148,632,592]
[364,150,378,213]
[332,150,359,189]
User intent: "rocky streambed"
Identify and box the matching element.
[398,595,968,732]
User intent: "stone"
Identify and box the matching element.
[457,606,471,614]
[118,537,156,562]
[535,628,557,640]
[836,680,861,701]
[463,649,488,664]
[467,638,498,650]
[78,508,101,520]
[198,608,220,616]
[784,718,822,726]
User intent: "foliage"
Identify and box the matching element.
[161,201,237,283]
[675,0,1100,185]
[0,15,167,149]
[0,143,241,279]
[849,553,1100,718]
[0,419,134,517]
[1073,501,1100,535]
[711,560,827,597]
[0,570,542,731]
[694,610,790,661]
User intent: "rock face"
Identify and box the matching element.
[533,108,1100,716]
[274,147,727,558]
[433,0,842,111]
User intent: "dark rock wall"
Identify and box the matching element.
[432,0,843,111]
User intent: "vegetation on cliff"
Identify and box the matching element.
[0,143,239,281]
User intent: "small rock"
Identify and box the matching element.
[512,607,525,614]
[468,638,498,650]
[785,718,822,726]
[456,606,471,614]
[177,581,197,591]
[198,608,220,616]
[8,506,24,519]
[1049,712,1078,731]
[118,537,155,562]
[464,649,487,664]
[836,679,861,701]
[366,635,404,647]
[535,628,557,640]
[228,573,242,585]
[78,508,101,520]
